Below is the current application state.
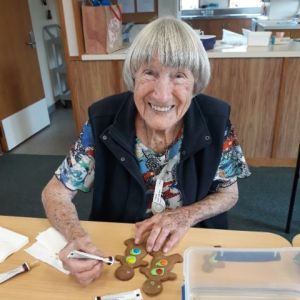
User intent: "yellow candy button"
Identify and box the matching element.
[126,256,136,264]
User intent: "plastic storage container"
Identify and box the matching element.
[183,247,300,300]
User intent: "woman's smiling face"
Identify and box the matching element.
[133,58,195,131]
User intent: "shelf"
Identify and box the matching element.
[43,24,71,104]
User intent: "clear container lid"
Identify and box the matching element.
[184,247,300,300]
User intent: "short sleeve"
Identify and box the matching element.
[55,121,95,192]
[211,121,251,192]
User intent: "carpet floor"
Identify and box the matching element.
[1,153,299,242]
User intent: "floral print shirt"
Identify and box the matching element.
[135,128,184,214]
[55,122,95,192]
[55,121,251,210]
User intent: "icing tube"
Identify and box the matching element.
[67,250,115,265]
[95,288,143,300]
[0,262,35,284]
[0,261,38,284]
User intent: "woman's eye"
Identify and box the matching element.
[144,69,154,76]
[175,72,186,79]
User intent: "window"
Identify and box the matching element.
[229,0,262,8]
[181,0,199,10]
[180,0,262,10]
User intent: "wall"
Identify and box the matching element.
[127,1,181,43]
[267,0,300,19]
[158,0,180,18]
[61,0,79,56]
[28,0,60,109]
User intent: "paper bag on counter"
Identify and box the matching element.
[82,4,123,54]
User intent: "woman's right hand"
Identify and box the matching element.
[59,235,104,286]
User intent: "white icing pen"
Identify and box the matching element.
[0,261,39,284]
[67,250,115,265]
[94,288,143,300]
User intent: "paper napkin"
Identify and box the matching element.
[0,226,29,263]
[25,227,69,274]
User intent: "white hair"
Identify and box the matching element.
[123,16,211,94]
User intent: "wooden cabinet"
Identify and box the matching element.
[67,56,299,166]
[289,30,300,38]
[204,58,282,160]
[272,58,300,159]
[280,30,300,39]
[185,18,252,39]
[184,18,300,39]
[268,29,300,38]
[69,60,126,133]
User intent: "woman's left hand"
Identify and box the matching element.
[134,207,191,253]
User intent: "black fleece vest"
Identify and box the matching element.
[88,91,230,229]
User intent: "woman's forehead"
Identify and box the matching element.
[139,56,191,71]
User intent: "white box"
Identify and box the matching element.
[247,31,272,46]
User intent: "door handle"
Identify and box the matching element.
[25,31,36,48]
[26,42,35,47]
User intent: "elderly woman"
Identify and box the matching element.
[42,17,249,285]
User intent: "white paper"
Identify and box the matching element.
[25,241,69,274]
[0,227,29,263]
[118,0,135,13]
[136,0,154,12]
[222,29,247,46]
[25,227,69,274]
[36,227,68,254]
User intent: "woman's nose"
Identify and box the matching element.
[153,77,173,102]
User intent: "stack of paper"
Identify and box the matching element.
[25,227,69,274]
[222,29,247,46]
[0,227,29,263]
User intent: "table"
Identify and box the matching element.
[292,234,300,247]
[0,215,291,300]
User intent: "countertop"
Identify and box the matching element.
[256,19,300,30]
[81,40,300,61]
[180,7,261,20]
[181,13,260,20]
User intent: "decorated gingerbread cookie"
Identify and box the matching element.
[139,251,183,296]
[115,238,148,281]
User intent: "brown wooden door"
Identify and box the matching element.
[0,0,45,150]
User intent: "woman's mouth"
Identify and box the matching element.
[150,103,174,112]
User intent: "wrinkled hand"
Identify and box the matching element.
[59,235,104,286]
[135,207,192,253]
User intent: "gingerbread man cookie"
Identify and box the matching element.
[115,238,148,281]
[139,251,183,296]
